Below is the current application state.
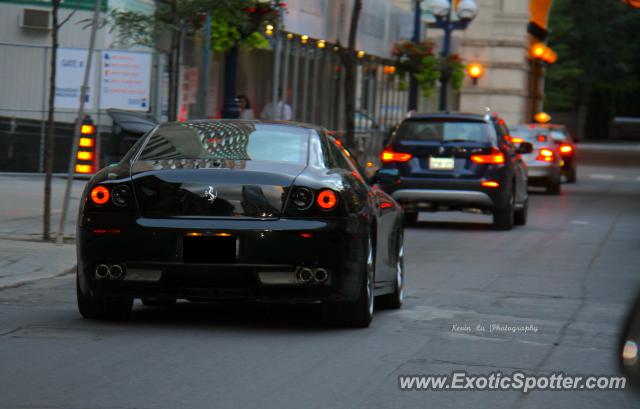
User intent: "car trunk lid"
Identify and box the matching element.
[130,160,305,220]
[393,140,494,179]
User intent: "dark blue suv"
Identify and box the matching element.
[376,112,532,230]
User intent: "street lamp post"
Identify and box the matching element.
[429,0,478,111]
[408,0,422,111]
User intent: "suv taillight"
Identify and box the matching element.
[470,148,505,165]
[381,147,413,163]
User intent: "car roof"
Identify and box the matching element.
[405,112,490,122]
[512,123,566,130]
[161,119,324,131]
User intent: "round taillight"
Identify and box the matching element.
[317,189,337,210]
[111,185,131,206]
[90,186,110,205]
[291,187,314,210]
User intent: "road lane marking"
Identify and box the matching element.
[571,220,590,225]
[589,174,615,180]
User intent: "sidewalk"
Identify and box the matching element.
[0,238,75,289]
[0,174,84,289]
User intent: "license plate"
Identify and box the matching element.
[183,235,238,263]
[429,157,455,170]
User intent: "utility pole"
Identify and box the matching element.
[56,0,101,244]
[438,6,453,111]
[43,0,60,241]
[220,46,240,119]
[408,0,422,111]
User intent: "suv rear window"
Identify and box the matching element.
[397,120,492,143]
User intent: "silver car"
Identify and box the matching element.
[510,125,562,195]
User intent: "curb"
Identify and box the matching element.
[0,265,76,291]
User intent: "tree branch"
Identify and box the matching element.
[57,10,76,29]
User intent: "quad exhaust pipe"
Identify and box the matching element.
[313,268,328,283]
[295,267,330,284]
[109,264,124,280]
[95,264,109,279]
[297,267,313,283]
[94,264,126,280]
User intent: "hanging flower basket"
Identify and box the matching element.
[210,1,287,53]
[441,53,466,91]
[392,40,466,97]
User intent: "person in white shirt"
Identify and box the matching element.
[260,89,293,120]
[237,95,255,120]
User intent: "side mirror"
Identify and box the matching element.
[516,141,534,154]
[372,168,400,186]
[621,294,640,392]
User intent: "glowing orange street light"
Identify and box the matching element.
[467,62,484,85]
[534,111,552,124]
[530,42,557,64]
[383,65,396,75]
[623,0,640,8]
[531,42,546,59]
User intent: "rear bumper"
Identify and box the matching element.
[391,189,493,208]
[77,217,367,303]
[526,162,560,184]
[384,177,506,211]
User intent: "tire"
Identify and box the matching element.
[141,297,177,307]
[514,195,528,226]
[492,188,514,231]
[378,231,404,309]
[566,167,577,184]
[324,236,375,328]
[404,212,418,225]
[546,177,561,195]
[77,275,133,320]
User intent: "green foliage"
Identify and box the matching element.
[414,54,440,97]
[106,9,158,48]
[241,32,269,49]
[444,55,465,91]
[107,0,284,53]
[210,16,242,53]
[545,0,640,112]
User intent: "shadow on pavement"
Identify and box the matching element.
[406,220,493,231]
[72,300,395,333]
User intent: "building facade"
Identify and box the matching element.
[424,0,534,126]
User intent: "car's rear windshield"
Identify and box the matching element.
[550,129,568,141]
[136,122,310,164]
[510,127,549,143]
[396,120,492,143]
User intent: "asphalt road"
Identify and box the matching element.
[1,145,639,409]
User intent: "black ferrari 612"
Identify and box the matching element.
[77,120,405,327]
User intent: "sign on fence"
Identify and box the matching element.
[99,51,152,111]
[55,48,95,109]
